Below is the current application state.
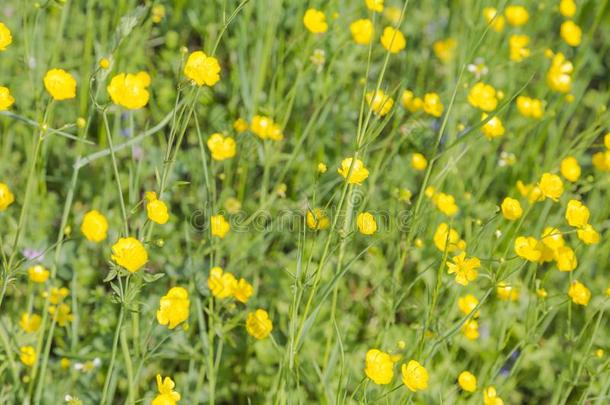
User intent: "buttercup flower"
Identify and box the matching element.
[364,349,395,385]
[338,157,369,184]
[365,0,384,12]
[401,90,423,112]
[516,96,544,119]
[461,319,479,340]
[560,0,576,17]
[207,133,236,161]
[541,227,564,250]
[568,280,591,306]
[434,223,465,253]
[233,118,248,133]
[45,287,69,304]
[484,386,504,405]
[306,208,330,230]
[560,157,581,182]
[207,267,237,299]
[547,53,573,93]
[357,212,377,235]
[411,153,427,171]
[380,27,406,53]
[497,282,519,301]
[560,20,582,47]
[555,245,577,272]
[152,374,181,405]
[401,360,429,392]
[81,210,109,242]
[501,197,522,220]
[107,72,151,109]
[20,346,36,367]
[20,313,42,333]
[458,371,477,392]
[350,19,373,45]
[211,214,230,238]
[184,51,221,86]
[447,252,480,286]
[565,199,589,228]
[509,34,531,62]
[433,38,457,63]
[366,90,394,116]
[0,86,15,110]
[468,82,498,112]
[0,22,12,51]
[28,265,50,283]
[49,303,74,327]
[233,278,254,304]
[0,182,15,210]
[592,151,610,171]
[44,69,77,100]
[483,7,505,32]
[505,5,529,26]
[577,224,600,245]
[157,287,190,329]
[246,309,273,339]
[434,192,459,217]
[423,92,444,117]
[458,294,480,317]
[481,114,505,140]
[514,236,541,262]
[539,173,564,201]
[303,8,328,34]
[251,115,283,141]
[111,237,148,272]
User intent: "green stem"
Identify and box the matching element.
[100,306,125,405]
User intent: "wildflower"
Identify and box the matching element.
[303,8,328,34]
[411,153,427,171]
[467,58,489,79]
[20,346,36,367]
[157,287,190,330]
[107,72,151,109]
[19,313,42,333]
[401,90,423,112]
[210,214,230,238]
[568,280,591,306]
[151,4,165,23]
[338,157,369,184]
[458,294,480,317]
[458,371,477,392]
[306,208,330,230]
[468,82,498,112]
[207,267,237,299]
[44,69,77,101]
[423,92,444,117]
[483,7,505,32]
[497,282,519,301]
[350,19,374,45]
[605,133,610,149]
[207,133,236,161]
[0,86,15,110]
[537,288,548,298]
[317,162,327,173]
[433,38,457,63]
[555,246,577,272]
[28,265,50,283]
[447,252,480,286]
[509,34,531,62]
[380,27,406,53]
[434,192,459,217]
[434,223,465,253]
[547,53,573,93]
[560,0,576,17]
[541,227,565,250]
[0,182,15,210]
[500,197,522,220]
[365,0,384,12]
[514,236,541,262]
[152,375,181,405]
[246,309,273,339]
[401,360,429,392]
[481,114,505,140]
[0,22,12,51]
[516,96,544,119]
[538,173,563,201]
[560,157,581,182]
[484,386,504,405]
[49,303,74,327]
[364,349,395,385]
[592,151,610,171]
[577,224,600,245]
[80,210,108,242]
[111,237,148,272]
[461,319,479,340]
[184,51,221,86]
[233,118,248,133]
[366,90,394,116]
[250,115,283,141]
[357,212,378,235]
[565,199,589,228]
[505,6,529,26]
[144,192,170,225]
[560,20,582,47]
[233,278,253,304]
[99,58,110,69]
[516,181,544,203]
[60,358,71,369]
[45,287,69,304]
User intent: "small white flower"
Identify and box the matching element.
[495,230,503,238]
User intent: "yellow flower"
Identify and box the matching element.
[540,227,565,250]
[565,199,589,228]
[380,27,406,53]
[568,280,591,306]
[0,22,12,51]
[434,192,459,217]
[357,212,378,235]
[509,34,531,62]
[554,245,577,272]
[433,223,465,253]
[481,114,505,140]
[28,265,50,283]
[560,20,582,47]
[516,181,545,203]
[366,90,394,116]
[157,287,190,329]
[483,7,505,32]
[111,237,148,272]
[560,157,581,182]
[184,51,221,86]
[577,224,600,245]
[547,53,573,93]
[461,319,479,340]
[207,267,237,299]
[365,0,384,12]
[107,72,151,109]
[500,197,522,220]
[514,236,541,262]
[458,371,477,392]
[246,309,273,339]
[497,282,519,301]
[458,294,480,317]
[605,133,610,149]
[423,92,444,117]
[401,360,429,392]
[20,346,36,367]
[81,210,109,242]
[484,386,504,405]
[19,313,42,333]
[44,69,77,101]
[592,151,610,171]
[504,5,529,26]
[401,90,423,112]
[99,58,111,69]
[303,8,328,34]
[411,153,427,171]
[250,115,283,141]
[537,288,548,298]
[0,86,15,110]
[152,374,181,405]
[338,157,369,184]
[233,118,248,133]
[447,252,480,286]
[306,208,330,230]
[433,38,457,63]
[317,162,327,173]
[145,193,169,225]
[468,82,498,112]
[538,173,564,201]
[516,96,544,119]
[49,303,74,327]
[151,4,166,24]
[233,278,253,304]
[60,358,71,369]
[364,349,395,385]
[207,133,236,161]
[0,182,15,210]
[211,214,230,238]
[45,287,69,304]
[560,0,576,17]
[350,19,374,45]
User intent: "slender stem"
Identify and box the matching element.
[102,110,129,236]
[100,306,125,405]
